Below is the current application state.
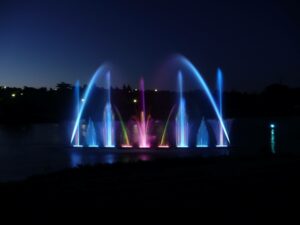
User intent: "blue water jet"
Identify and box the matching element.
[175,55,230,144]
[216,69,227,147]
[103,72,115,148]
[70,64,109,144]
[73,80,83,147]
[196,117,209,148]
[86,118,98,147]
[176,71,189,148]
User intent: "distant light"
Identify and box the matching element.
[270,124,276,129]
[134,88,138,91]
[154,89,158,92]
[20,93,24,96]
[81,98,85,102]
[133,99,138,103]
[4,86,7,89]
[11,93,16,98]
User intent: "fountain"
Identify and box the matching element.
[103,72,115,148]
[176,71,189,148]
[176,55,230,144]
[158,105,175,148]
[196,117,209,148]
[70,56,231,150]
[136,78,151,148]
[86,118,98,147]
[114,106,132,148]
[71,64,108,145]
[216,69,227,147]
[73,80,83,147]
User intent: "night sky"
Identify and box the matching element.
[0,0,299,91]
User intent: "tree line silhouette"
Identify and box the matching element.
[0,82,299,124]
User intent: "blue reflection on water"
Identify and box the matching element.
[104,154,116,164]
[70,152,82,168]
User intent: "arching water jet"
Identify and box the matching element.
[73,80,83,147]
[114,106,132,148]
[71,64,109,144]
[158,105,176,148]
[175,55,230,144]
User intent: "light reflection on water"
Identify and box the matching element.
[139,154,151,162]
[104,154,116,165]
[69,150,155,168]
[70,152,82,168]
[270,127,276,154]
[67,148,230,169]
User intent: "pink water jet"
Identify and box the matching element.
[136,78,151,148]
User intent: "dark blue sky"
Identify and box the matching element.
[0,0,299,91]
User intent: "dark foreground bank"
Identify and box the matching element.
[1,154,299,210]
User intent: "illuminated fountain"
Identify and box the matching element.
[176,71,189,148]
[216,69,228,147]
[176,55,230,145]
[103,72,115,148]
[73,80,83,147]
[206,69,230,147]
[196,117,209,148]
[158,105,175,148]
[71,56,231,150]
[86,118,98,147]
[115,106,132,148]
[136,78,151,148]
[71,64,109,146]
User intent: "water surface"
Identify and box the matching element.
[0,117,299,181]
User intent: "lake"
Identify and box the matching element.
[0,117,299,181]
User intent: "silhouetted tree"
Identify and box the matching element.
[56,82,72,91]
